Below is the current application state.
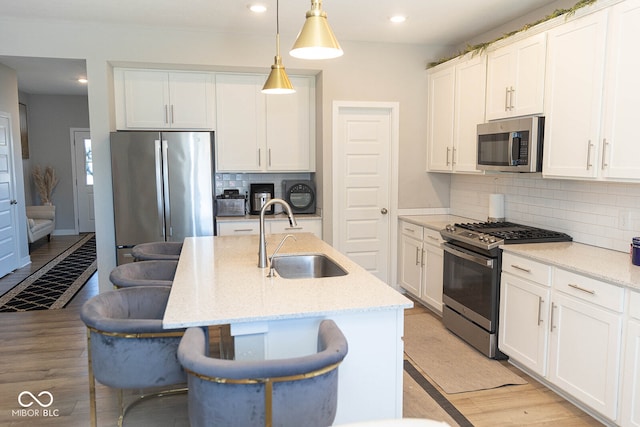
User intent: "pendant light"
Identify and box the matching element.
[262,0,295,94]
[290,0,343,60]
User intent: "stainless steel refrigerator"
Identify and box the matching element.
[110,131,215,264]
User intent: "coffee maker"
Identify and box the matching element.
[250,183,274,215]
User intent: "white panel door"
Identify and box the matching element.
[334,104,396,283]
[0,114,18,278]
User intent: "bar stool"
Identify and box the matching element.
[109,260,177,288]
[131,241,182,261]
[178,319,348,427]
[80,286,187,427]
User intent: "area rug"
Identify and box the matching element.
[404,312,526,394]
[0,233,96,312]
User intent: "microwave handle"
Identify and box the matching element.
[510,133,521,166]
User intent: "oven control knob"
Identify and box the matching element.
[445,224,455,232]
[489,237,496,243]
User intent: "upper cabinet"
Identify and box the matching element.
[544,0,640,181]
[427,53,486,174]
[114,69,215,130]
[215,73,315,172]
[485,32,546,120]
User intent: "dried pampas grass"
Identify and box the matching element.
[32,165,59,205]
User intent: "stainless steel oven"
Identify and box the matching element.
[440,221,572,359]
[442,242,502,358]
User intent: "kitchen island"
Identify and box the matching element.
[164,233,413,424]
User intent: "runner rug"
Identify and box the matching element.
[404,312,527,394]
[0,233,96,312]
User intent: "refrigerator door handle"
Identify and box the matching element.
[162,140,172,237]
[155,140,166,239]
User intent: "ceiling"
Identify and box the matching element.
[0,0,563,96]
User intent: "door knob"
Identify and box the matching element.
[380,208,388,215]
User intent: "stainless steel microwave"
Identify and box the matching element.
[476,116,544,172]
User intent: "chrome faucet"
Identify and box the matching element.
[258,198,297,268]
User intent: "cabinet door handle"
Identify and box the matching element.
[268,148,272,167]
[537,297,544,326]
[511,264,531,273]
[586,140,594,170]
[415,247,420,266]
[452,147,457,166]
[164,105,169,124]
[601,138,609,170]
[568,283,595,295]
[421,248,426,267]
[505,87,510,111]
[550,302,557,332]
[446,147,451,166]
[170,105,174,124]
[509,86,515,110]
[258,148,261,167]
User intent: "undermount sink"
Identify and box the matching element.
[271,254,348,279]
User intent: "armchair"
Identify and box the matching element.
[26,205,55,244]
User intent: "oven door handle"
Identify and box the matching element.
[443,244,494,268]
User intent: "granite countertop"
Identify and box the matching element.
[163,233,413,328]
[502,242,640,291]
[399,214,476,232]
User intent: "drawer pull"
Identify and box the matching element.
[404,227,415,233]
[234,228,254,232]
[568,283,595,295]
[426,235,439,241]
[511,264,531,273]
[284,227,303,231]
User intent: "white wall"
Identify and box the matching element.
[0,18,452,291]
[450,174,640,253]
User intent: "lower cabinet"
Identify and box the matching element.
[500,251,625,424]
[499,272,550,376]
[621,291,640,427]
[398,220,444,313]
[217,218,321,238]
[548,290,622,421]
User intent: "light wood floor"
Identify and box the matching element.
[0,238,605,426]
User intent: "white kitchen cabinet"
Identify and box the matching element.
[421,229,444,312]
[398,222,423,297]
[544,1,640,181]
[599,0,640,181]
[485,32,546,120]
[398,221,444,313]
[114,68,215,130]
[621,291,640,427]
[548,268,624,421]
[215,73,315,173]
[427,53,486,173]
[499,253,552,376]
[217,217,322,238]
[269,217,321,238]
[543,9,608,179]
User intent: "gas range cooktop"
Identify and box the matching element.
[440,221,572,251]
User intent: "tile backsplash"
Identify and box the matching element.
[215,172,312,199]
[450,174,640,253]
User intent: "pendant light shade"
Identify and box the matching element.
[290,0,343,60]
[262,0,295,94]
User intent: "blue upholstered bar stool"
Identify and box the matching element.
[178,319,349,427]
[109,260,178,288]
[131,241,182,261]
[80,286,187,427]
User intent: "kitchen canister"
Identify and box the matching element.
[632,237,640,266]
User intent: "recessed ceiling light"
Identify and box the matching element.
[389,15,407,24]
[248,4,267,13]
[78,78,88,84]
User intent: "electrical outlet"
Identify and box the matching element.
[619,210,631,230]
